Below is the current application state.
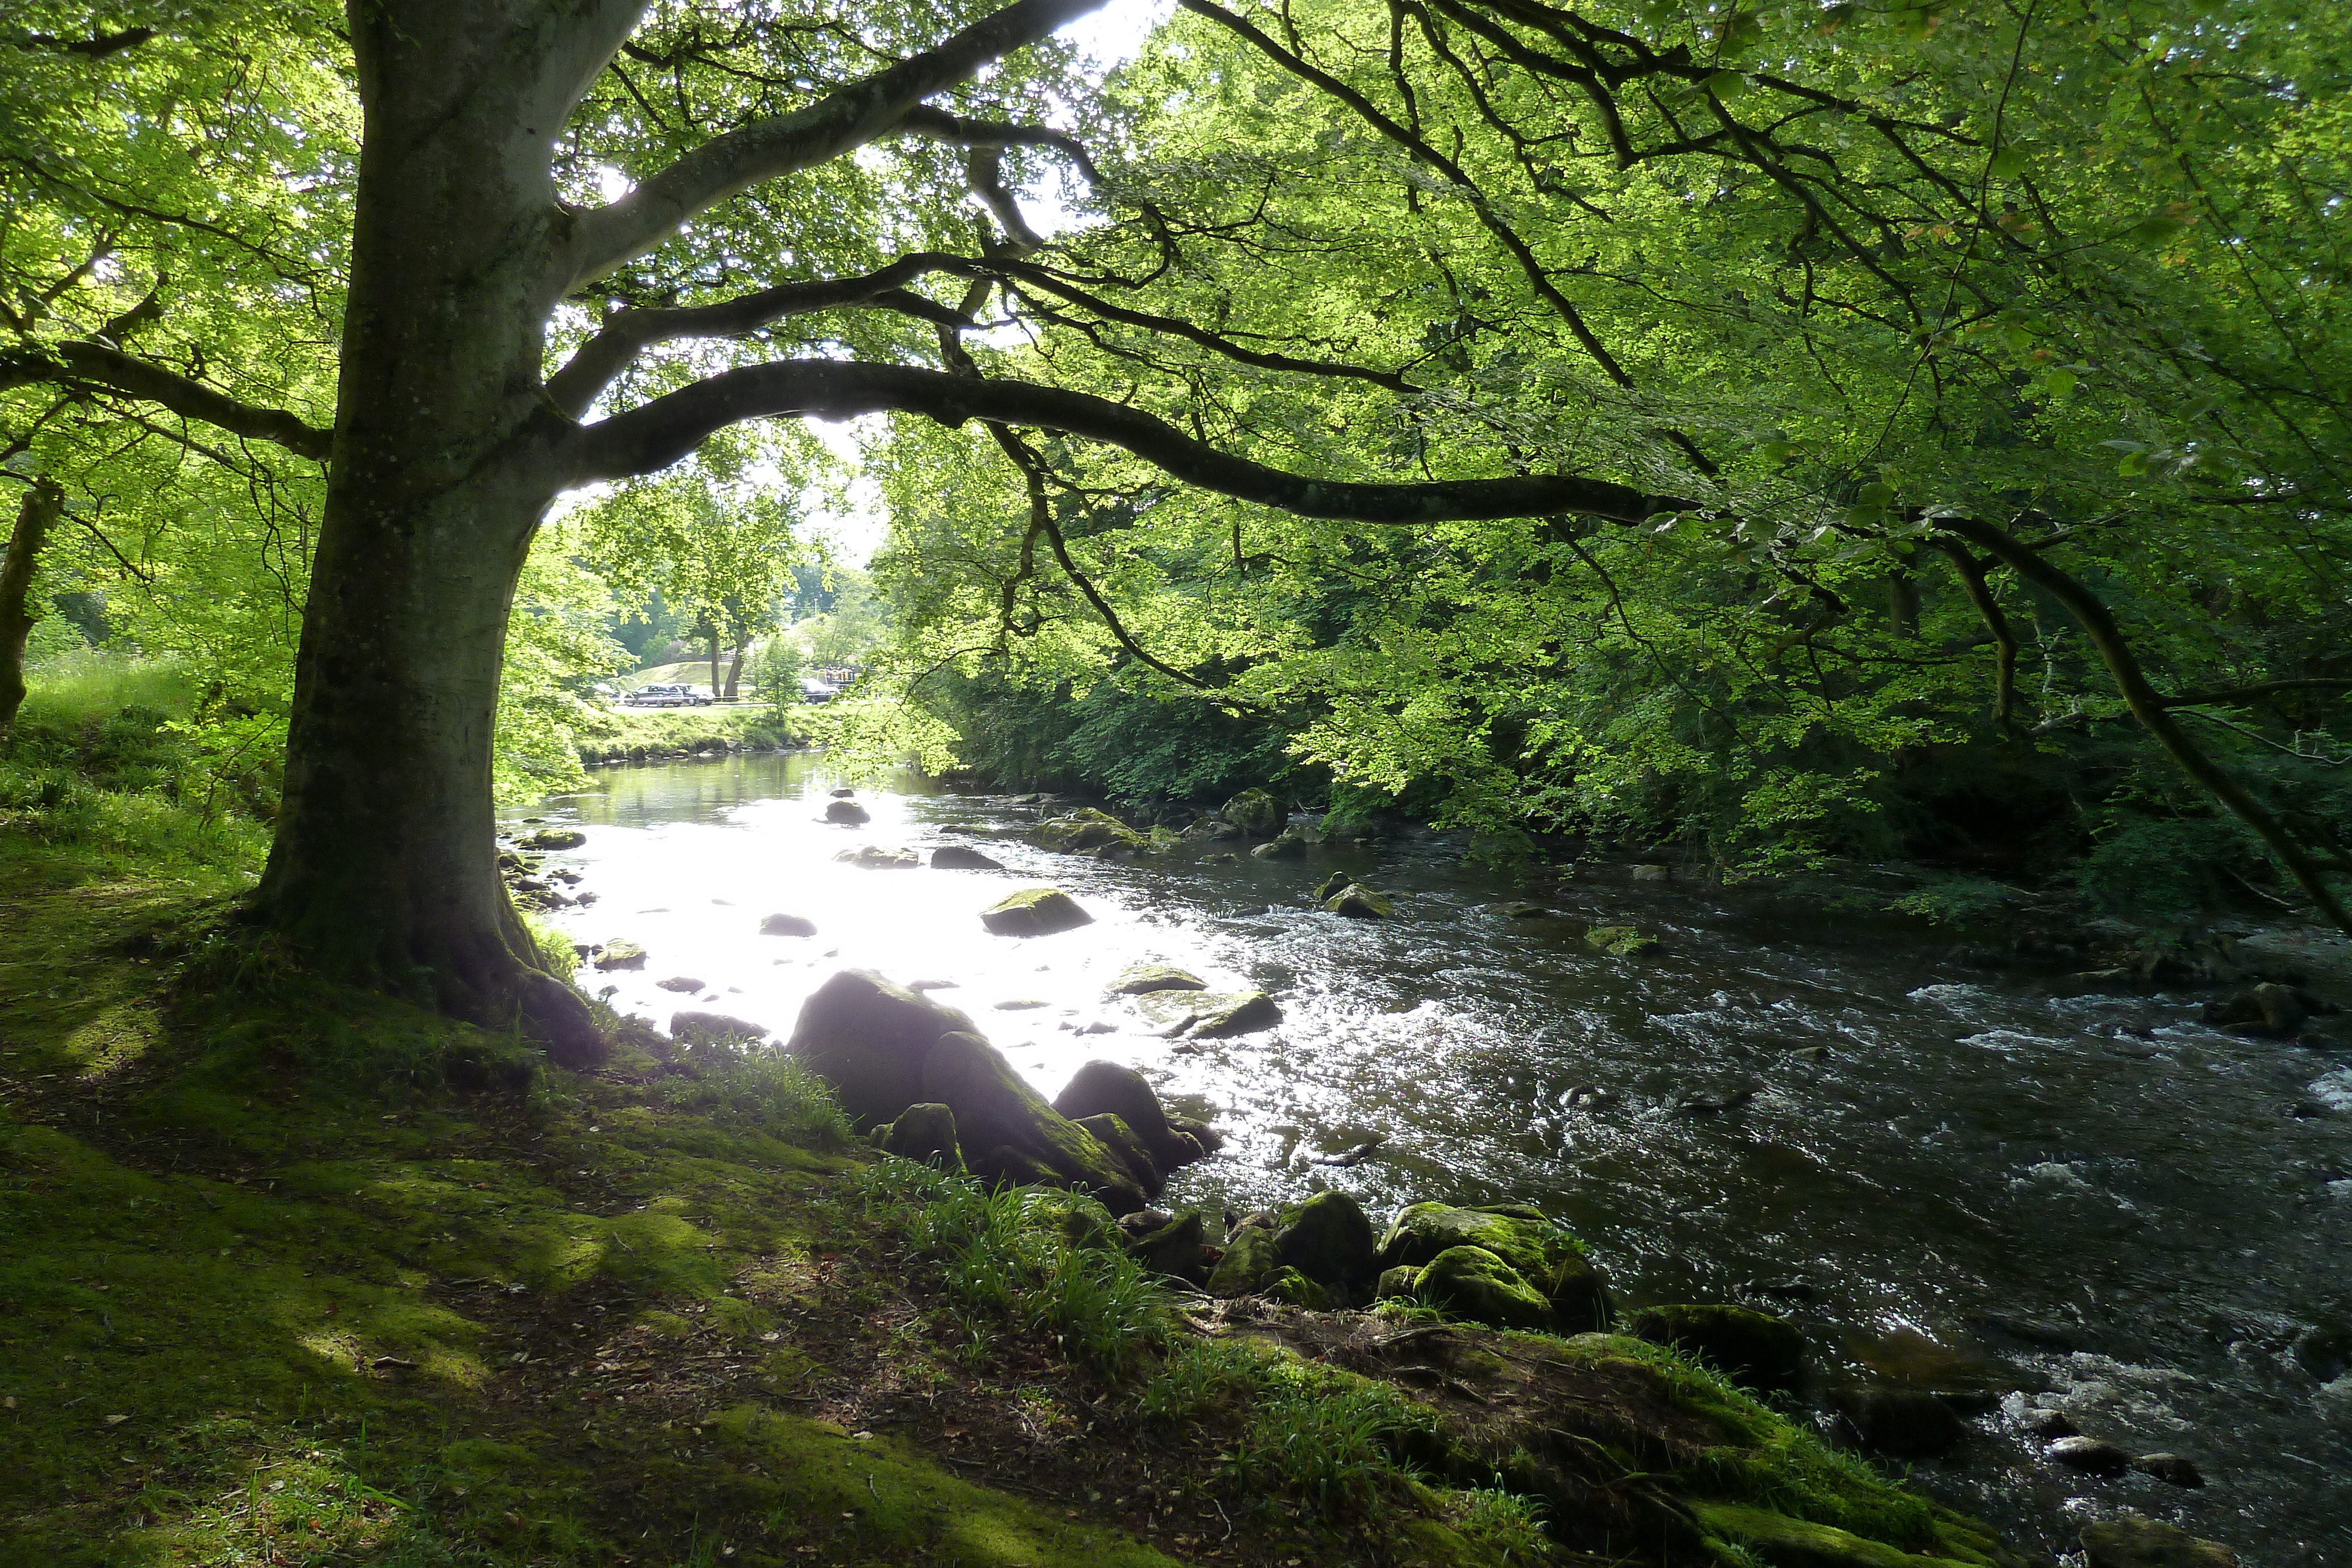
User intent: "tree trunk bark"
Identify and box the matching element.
[722,643,746,701]
[249,5,606,1063]
[0,478,62,743]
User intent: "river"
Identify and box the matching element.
[512,750,2352,1567]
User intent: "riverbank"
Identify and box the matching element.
[1,825,2057,1568]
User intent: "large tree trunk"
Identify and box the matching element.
[249,3,612,1063]
[1,478,62,743]
[722,643,746,701]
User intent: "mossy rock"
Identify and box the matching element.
[593,940,647,971]
[521,827,586,850]
[1586,923,1659,956]
[980,887,1094,937]
[1264,1266,1332,1309]
[1220,787,1285,837]
[880,1103,963,1170]
[1070,1112,1163,1194]
[1034,807,1147,854]
[1627,1303,1806,1394]
[1413,1245,1555,1332]
[1123,1208,1207,1284]
[921,1032,1145,1213]
[1206,1225,1280,1298]
[2080,1515,2240,1568]
[1131,987,1281,1038]
[1375,1263,1418,1300]
[1324,884,1395,918]
[1051,1059,1200,1174]
[1249,829,1311,861]
[1273,1189,1378,1299]
[787,968,978,1124]
[1106,963,1207,996]
[669,1009,770,1044]
[1690,1502,1973,1568]
[1377,1201,1611,1330]
[1314,871,1354,900]
[1165,1112,1225,1154]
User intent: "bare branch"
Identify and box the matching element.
[564,0,1107,288]
[0,341,331,461]
[567,357,1682,523]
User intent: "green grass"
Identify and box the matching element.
[567,703,807,765]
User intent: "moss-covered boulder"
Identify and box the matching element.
[880,1103,962,1169]
[1377,1201,1611,1331]
[669,1010,769,1044]
[2080,1515,2239,1568]
[1627,1304,1806,1394]
[1070,1112,1162,1192]
[1166,1112,1225,1154]
[1034,807,1148,854]
[1122,1208,1208,1285]
[787,969,980,1123]
[1107,963,1207,995]
[1414,1245,1555,1331]
[930,844,1004,871]
[1051,1059,1202,1174]
[1586,923,1659,956]
[1207,1225,1280,1298]
[1220,788,1285,837]
[522,827,586,850]
[1324,884,1395,918]
[1274,1190,1379,1300]
[921,1032,1145,1212]
[1314,871,1354,900]
[1133,988,1282,1037]
[1265,1267,1332,1309]
[1249,829,1311,861]
[1375,1264,1418,1300]
[823,798,870,824]
[980,887,1094,937]
[593,940,647,971]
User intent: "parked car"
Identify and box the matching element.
[625,683,711,707]
[799,678,837,704]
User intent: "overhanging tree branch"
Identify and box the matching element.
[563,0,1108,287]
[568,357,1683,523]
[0,341,332,461]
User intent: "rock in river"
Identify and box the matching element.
[1827,1384,1969,1459]
[522,827,586,850]
[787,971,1147,1212]
[1132,988,1281,1038]
[980,887,1094,937]
[1220,787,1286,838]
[1106,962,1207,996]
[823,798,870,825]
[656,975,704,992]
[2047,1435,2134,1476]
[931,844,1004,871]
[1034,807,1148,855]
[1323,884,1394,919]
[1250,829,1311,861]
[2133,1452,2205,1489]
[835,844,918,869]
[593,940,647,971]
[759,912,817,937]
[1051,1059,1204,1174]
[1625,1303,1806,1394]
[2081,1515,2239,1568]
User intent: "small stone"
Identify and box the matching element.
[593,940,647,971]
[1249,830,1309,861]
[2047,1435,2134,1476]
[760,912,817,937]
[655,976,704,992]
[1629,863,1670,881]
[2132,1452,2204,1489]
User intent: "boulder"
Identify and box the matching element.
[1274,1190,1379,1300]
[2080,1516,2239,1568]
[1265,1267,1332,1309]
[1206,1225,1281,1298]
[2203,981,2320,1037]
[786,969,980,1123]
[1122,1208,1208,1285]
[919,1031,1146,1212]
[931,845,1004,871]
[1625,1304,1806,1394]
[836,844,918,869]
[1314,872,1354,901]
[1585,924,1659,957]
[1166,1113,1225,1154]
[656,976,705,992]
[970,1142,1055,1189]
[1035,807,1148,855]
[670,1010,769,1044]
[824,798,871,825]
[1826,1384,1968,1459]
[1414,1245,1555,1332]
[1250,830,1309,861]
[1070,1112,1163,1192]
[759,912,818,937]
[1630,863,1671,882]
[1134,988,1282,1037]
[593,940,647,971]
[980,887,1095,937]
[1324,884,1394,919]
[1375,1202,1611,1331]
[1181,817,1242,842]
[1220,788,1286,838]
[1375,1265,1418,1301]
[1107,963,1208,996]
[522,827,586,850]
[880,1103,963,1169]
[1051,1059,1201,1173]
[2133,1453,2204,1489]
[2047,1436,2133,1476]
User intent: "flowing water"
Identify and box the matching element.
[512,751,2352,1566]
